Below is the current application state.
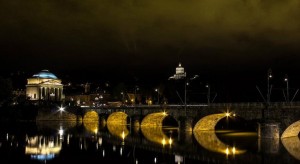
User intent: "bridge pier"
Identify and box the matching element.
[258,122,280,139]
[258,121,280,154]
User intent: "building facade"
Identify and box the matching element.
[169,63,186,80]
[26,70,64,101]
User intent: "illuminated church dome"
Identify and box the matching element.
[32,70,58,79]
[26,70,64,101]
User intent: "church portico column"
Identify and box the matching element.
[47,87,50,100]
[55,88,58,101]
[39,87,42,100]
[60,88,63,100]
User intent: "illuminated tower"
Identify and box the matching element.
[26,70,64,101]
[169,63,186,80]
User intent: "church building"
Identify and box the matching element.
[26,70,64,101]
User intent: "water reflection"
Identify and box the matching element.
[107,123,129,140]
[193,130,246,155]
[141,125,174,147]
[0,121,299,163]
[281,136,300,160]
[25,135,62,161]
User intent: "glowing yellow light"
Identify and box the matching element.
[226,113,230,117]
[233,113,236,117]
[131,99,134,102]
[83,111,99,134]
[225,147,229,155]
[232,147,236,155]
[169,137,173,145]
[121,131,125,140]
[163,111,167,116]
[162,138,166,146]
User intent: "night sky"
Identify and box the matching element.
[1,0,300,101]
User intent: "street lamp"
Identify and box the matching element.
[284,74,289,103]
[184,82,188,113]
[121,92,125,104]
[206,83,210,105]
[155,88,159,105]
[267,69,272,105]
[184,75,199,116]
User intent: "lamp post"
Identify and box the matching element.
[284,74,289,103]
[184,81,188,115]
[206,83,210,105]
[121,92,125,104]
[155,88,159,105]
[184,75,199,116]
[267,69,272,105]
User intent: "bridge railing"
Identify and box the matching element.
[79,101,300,110]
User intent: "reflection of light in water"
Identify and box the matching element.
[141,112,175,146]
[281,136,300,160]
[162,138,166,146]
[106,112,129,141]
[122,131,125,140]
[169,137,173,145]
[120,147,123,156]
[141,126,173,146]
[25,136,62,161]
[107,124,129,140]
[161,137,173,146]
[193,113,246,156]
[193,130,246,155]
[102,149,105,157]
[175,155,183,164]
[58,126,64,140]
[225,147,229,155]
[113,145,116,152]
[83,111,99,134]
[98,137,102,146]
[67,135,70,145]
[31,154,55,161]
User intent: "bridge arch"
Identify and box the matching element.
[107,112,128,125]
[193,113,228,131]
[281,120,300,138]
[281,120,300,160]
[193,113,246,155]
[140,112,176,146]
[141,112,177,127]
[106,112,129,139]
[83,111,99,134]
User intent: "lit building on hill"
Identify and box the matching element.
[26,70,64,101]
[169,63,186,80]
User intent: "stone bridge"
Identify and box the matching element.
[77,102,300,139]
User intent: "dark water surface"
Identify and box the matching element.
[0,121,299,164]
